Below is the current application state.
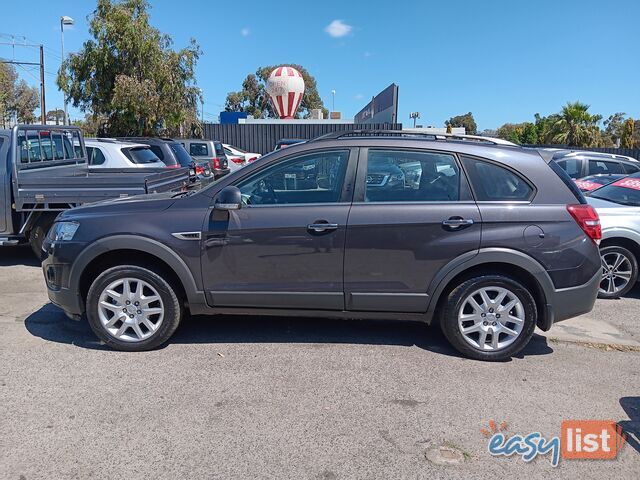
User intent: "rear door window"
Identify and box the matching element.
[189,143,209,156]
[623,162,640,174]
[87,146,106,165]
[462,156,534,201]
[588,160,623,175]
[364,150,461,202]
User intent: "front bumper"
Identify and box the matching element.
[539,268,601,330]
[42,240,87,319]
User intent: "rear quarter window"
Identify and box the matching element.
[461,156,534,201]
[623,162,640,174]
[549,160,586,204]
[189,143,209,156]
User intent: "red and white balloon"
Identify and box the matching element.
[265,66,305,119]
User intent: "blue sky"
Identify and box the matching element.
[2,0,639,129]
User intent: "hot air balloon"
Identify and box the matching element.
[265,66,305,119]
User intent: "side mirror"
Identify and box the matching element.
[214,185,242,210]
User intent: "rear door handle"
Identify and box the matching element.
[307,223,338,233]
[442,217,474,229]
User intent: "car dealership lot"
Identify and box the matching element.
[1,246,638,479]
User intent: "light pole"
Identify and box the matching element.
[331,89,336,113]
[410,111,421,128]
[60,15,74,125]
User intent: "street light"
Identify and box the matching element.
[198,88,204,125]
[409,112,421,128]
[331,89,336,114]
[60,15,74,126]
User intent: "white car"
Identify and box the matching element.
[586,174,640,299]
[84,139,166,169]
[223,143,261,164]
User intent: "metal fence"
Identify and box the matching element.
[203,123,402,155]
[528,144,640,160]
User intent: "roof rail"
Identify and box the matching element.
[310,130,514,146]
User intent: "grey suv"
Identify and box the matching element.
[42,131,602,361]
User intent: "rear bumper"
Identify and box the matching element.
[539,269,601,330]
[213,168,230,179]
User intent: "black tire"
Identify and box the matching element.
[440,275,537,361]
[86,265,182,351]
[28,214,56,259]
[598,245,638,299]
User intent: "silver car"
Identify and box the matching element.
[587,173,640,298]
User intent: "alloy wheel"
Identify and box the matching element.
[97,277,165,342]
[457,286,525,351]
[600,252,633,296]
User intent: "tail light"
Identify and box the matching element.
[195,165,205,175]
[211,158,221,169]
[248,156,258,163]
[231,157,244,165]
[566,204,601,243]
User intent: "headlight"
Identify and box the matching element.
[48,221,79,241]
[390,173,405,181]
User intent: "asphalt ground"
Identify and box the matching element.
[1,245,638,479]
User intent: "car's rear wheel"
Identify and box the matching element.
[440,275,537,361]
[86,265,182,351]
[598,245,638,299]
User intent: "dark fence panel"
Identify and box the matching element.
[527,144,640,160]
[203,123,402,155]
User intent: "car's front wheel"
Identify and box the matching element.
[440,275,537,361]
[598,245,638,299]
[86,265,182,351]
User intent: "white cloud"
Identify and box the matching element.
[325,19,352,38]
[240,27,250,37]
[355,94,364,100]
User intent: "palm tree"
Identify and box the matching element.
[550,101,601,147]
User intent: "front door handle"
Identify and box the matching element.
[307,222,338,233]
[442,217,474,229]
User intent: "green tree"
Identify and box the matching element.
[602,112,626,147]
[57,0,201,136]
[0,63,39,126]
[549,101,602,147]
[13,80,40,123]
[496,123,525,143]
[633,120,640,148]
[620,118,635,149]
[225,64,327,119]
[533,113,560,144]
[520,122,538,144]
[445,112,477,135]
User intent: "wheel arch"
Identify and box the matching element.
[71,235,204,311]
[599,235,640,264]
[426,248,553,330]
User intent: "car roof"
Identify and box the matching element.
[85,138,151,149]
[272,132,545,166]
[118,137,178,144]
[553,150,638,163]
[175,138,220,144]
